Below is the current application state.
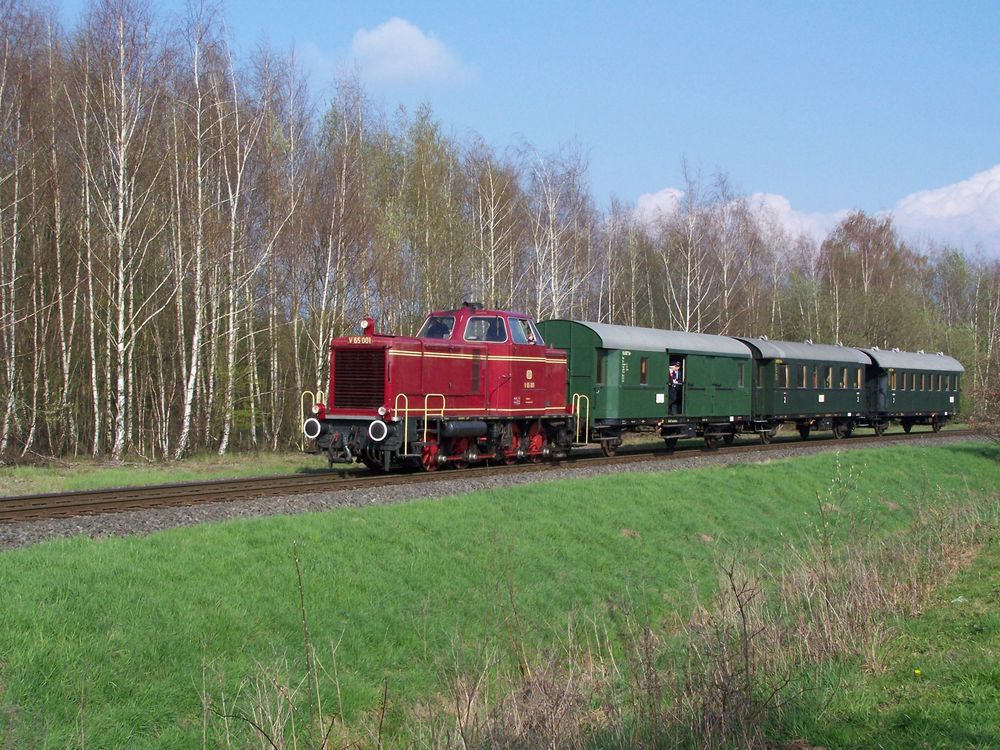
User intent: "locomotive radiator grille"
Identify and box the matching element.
[332,348,386,409]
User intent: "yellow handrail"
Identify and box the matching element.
[300,389,324,450]
[571,393,590,445]
[393,393,410,453]
[423,393,447,442]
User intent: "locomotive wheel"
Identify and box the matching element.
[503,424,521,464]
[527,424,545,463]
[449,438,470,469]
[600,440,617,457]
[420,442,440,471]
[797,425,811,440]
[931,417,942,433]
[663,437,679,450]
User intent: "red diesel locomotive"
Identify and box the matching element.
[303,303,576,470]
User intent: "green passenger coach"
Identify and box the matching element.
[537,319,753,452]
[736,337,872,441]
[859,348,963,433]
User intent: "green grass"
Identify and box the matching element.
[0,443,996,748]
[783,528,999,749]
[0,451,334,497]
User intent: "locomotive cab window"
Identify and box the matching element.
[464,316,508,343]
[510,318,543,345]
[419,315,455,339]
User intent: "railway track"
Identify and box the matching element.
[0,429,976,524]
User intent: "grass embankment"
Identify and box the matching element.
[0,443,996,748]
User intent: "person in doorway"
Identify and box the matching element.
[668,361,683,414]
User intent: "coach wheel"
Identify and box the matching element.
[901,419,913,433]
[664,437,679,451]
[873,421,887,437]
[703,434,719,451]
[420,442,439,471]
[797,425,811,440]
[931,416,942,433]
[832,421,847,440]
[600,439,617,457]
[723,432,735,446]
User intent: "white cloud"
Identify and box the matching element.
[892,164,1000,252]
[635,165,1000,256]
[748,193,848,244]
[634,187,844,244]
[634,187,684,224]
[348,17,475,85]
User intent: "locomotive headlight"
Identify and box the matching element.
[377,406,387,416]
[311,402,325,415]
[368,419,389,442]
[303,418,322,440]
[359,318,370,330]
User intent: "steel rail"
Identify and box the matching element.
[0,429,976,523]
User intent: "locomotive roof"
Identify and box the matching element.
[735,337,870,364]
[555,320,752,357]
[859,348,965,372]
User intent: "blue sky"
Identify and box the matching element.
[59,0,1000,252]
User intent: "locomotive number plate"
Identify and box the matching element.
[347,336,373,344]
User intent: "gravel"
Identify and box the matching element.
[0,434,980,551]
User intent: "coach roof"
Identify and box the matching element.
[736,337,871,364]
[559,320,752,357]
[860,348,965,372]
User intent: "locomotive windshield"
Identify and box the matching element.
[418,315,456,339]
[464,316,508,342]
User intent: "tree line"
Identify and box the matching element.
[1,0,997,461]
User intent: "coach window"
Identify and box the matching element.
[855,368,863,389]
[889,371,897,390]
[737,362,745,389]
[596,351,607,385]
[921,373,927,391]
[777,364,790,389]
[823,366,833,389]
[799,365,808,388]
[812,366,819,388]
[640,357,649,385]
